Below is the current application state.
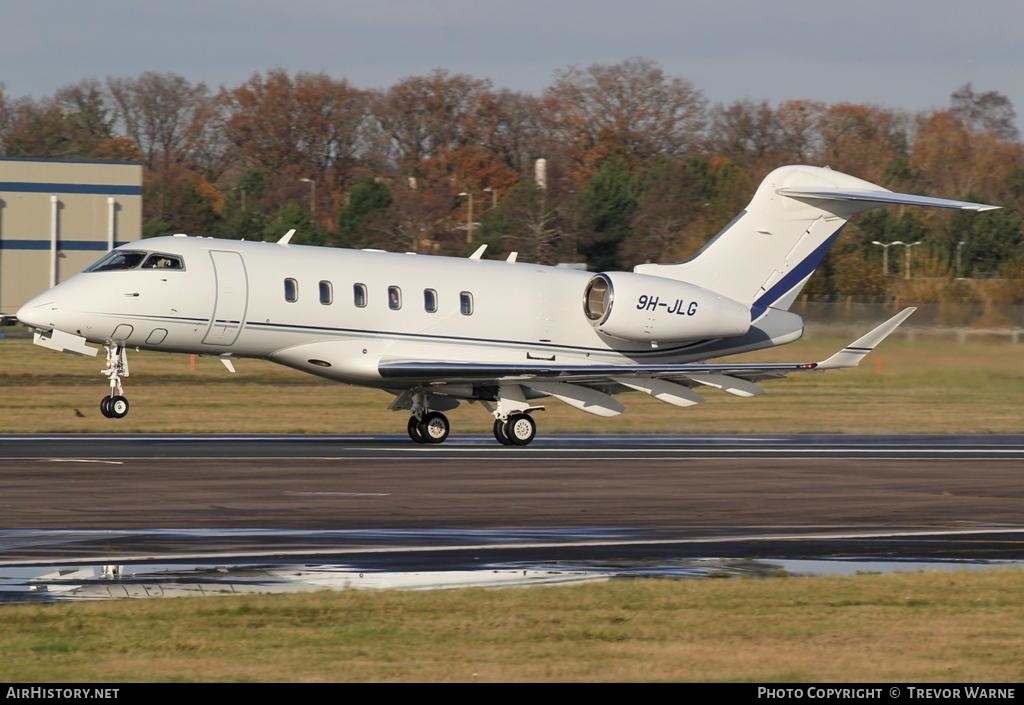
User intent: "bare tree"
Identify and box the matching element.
[107,72,210,169]
[950,83,1019,141]
[371,69,491,177]
[544,58,707,176]
[220,69,368,189]
[707,99,781,162]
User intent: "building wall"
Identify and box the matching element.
[0,157,143,314]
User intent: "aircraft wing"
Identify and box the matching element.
[379,308,915,394]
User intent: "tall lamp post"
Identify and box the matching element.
[483,187,498,209]
[458,191,474,244]
[899,240,923,279]
[870,240,897,276]
[299,177,316,220]
[956,240,967,279]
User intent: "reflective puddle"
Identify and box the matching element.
[1,556,1020,603]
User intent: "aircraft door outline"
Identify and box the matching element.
[203,250,248,346]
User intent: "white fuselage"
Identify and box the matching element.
[17,235,802,389]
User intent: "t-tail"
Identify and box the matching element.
[635,165,999,319]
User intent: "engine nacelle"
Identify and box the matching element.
[582,272,751,342]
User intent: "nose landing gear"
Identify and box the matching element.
[99,344,130,419]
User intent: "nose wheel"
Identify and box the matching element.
[99,344,130,419]
[100,395,130,419]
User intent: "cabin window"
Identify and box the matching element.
[141,253,184,270]
[85,250,147,272]
[319,280,333,305]
[460,291,474,316]
[424,289,437,313]
[284,278,298,303]
[388,286,402,310]
[353,283,367,308]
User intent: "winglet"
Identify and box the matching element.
[277,229,295,245]
[469,244,487,260]
[816,307,916,369]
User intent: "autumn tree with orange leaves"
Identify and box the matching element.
[0,63,1020,302]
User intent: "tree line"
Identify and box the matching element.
[1,58,1021,303]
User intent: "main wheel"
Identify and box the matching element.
[493,418,513,446]
[108,395,130,419]
[99,396,114,418]
[407,415,427,444]
[505,413,536,446]
[420,411,450,444]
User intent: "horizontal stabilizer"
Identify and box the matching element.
[776,188,1000,212]
[816,307,916,370]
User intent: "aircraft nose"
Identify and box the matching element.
[17,296,56,330]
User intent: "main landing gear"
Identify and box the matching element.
[99,343,130,419]
[407,410,450,444]
[404,390,451,444]
[402,384,541,446]
[492,413,537,446]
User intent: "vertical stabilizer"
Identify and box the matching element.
[634,165,998,318]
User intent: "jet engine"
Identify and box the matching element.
[582,272,751,342]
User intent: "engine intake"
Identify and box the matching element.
[583,272,751,342]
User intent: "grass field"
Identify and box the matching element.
[1,571,1022,682]
[0,333,1020,434]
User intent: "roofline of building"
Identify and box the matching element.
[0,155,142,167]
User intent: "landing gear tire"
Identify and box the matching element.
[100,396,114,418]
[108,395,130,419]
[493,418,513,446]
[420,411,450,444]
[505,413,536,446]
[407,415,427,444]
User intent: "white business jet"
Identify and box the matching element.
[17,165,997,445]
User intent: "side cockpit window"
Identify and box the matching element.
[142,253,184,270]
[85,250,147,272]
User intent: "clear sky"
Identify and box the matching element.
[3,0,1023,124]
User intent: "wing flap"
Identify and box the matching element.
[523,381,624,417]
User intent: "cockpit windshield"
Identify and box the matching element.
[85,251,184,272]
[85,251,147,272]
[141,253,184,270]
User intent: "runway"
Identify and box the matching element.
[1,434,1022,599]
[2,432,1024,460]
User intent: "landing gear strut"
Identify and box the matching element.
[99,343,130,419]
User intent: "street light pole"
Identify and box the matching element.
[956,240,967,279]
[870,240,895,276]
[458,192,474,244]
[483,187,498,209]
[901,240,922,280]
[299,178,316,220]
